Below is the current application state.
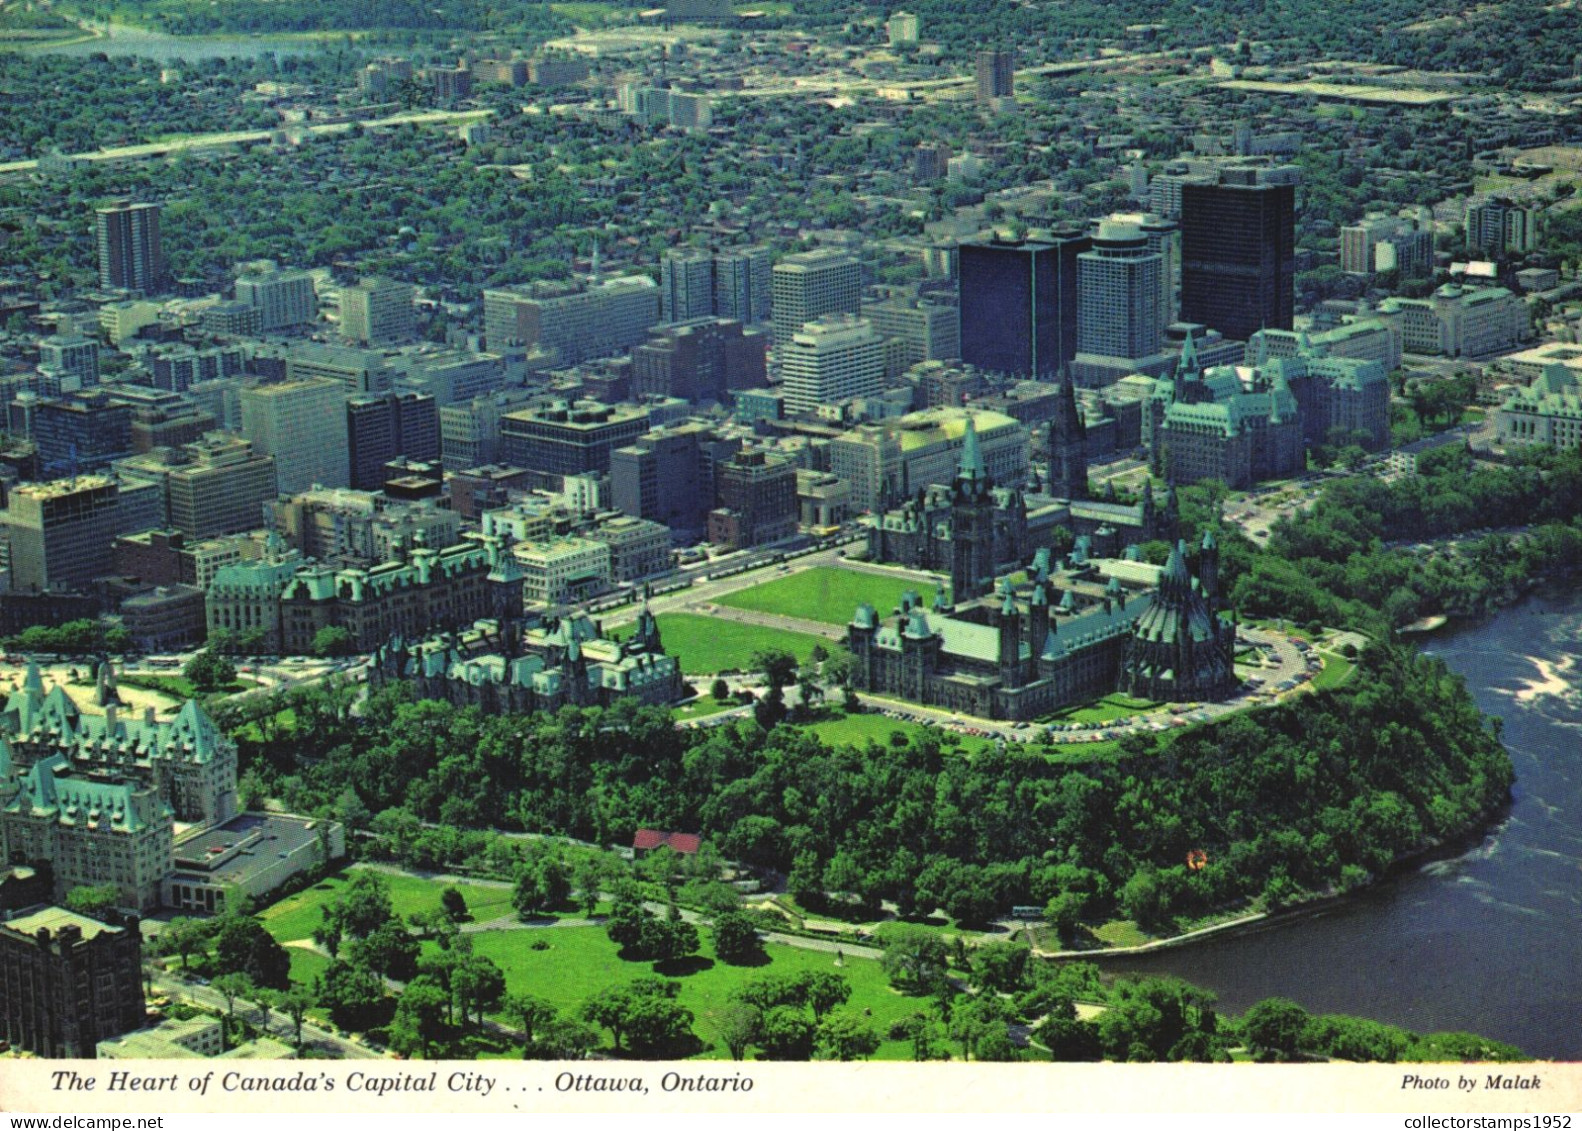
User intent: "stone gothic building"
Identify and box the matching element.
[847,532,1236,722]
[369,596,684,716]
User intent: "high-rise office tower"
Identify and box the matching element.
[957,230,1088,378]
[115,434,279,538]
[975,49,1013,105]
[340,277,416,346]
[0,475,158,592]
[660,251,716,322]
[778,315,884,415]
[95,201,166,293]
[770,249,862,347]
[346,390,441,490]
[1180,176,1296,343]
[1077,220,1164,361]
[713,246,773,325]
[32,390,133,472]
[240,377,351,493]
[1108,211,1182,329]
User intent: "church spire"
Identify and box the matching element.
[956,412,985,487]
[1176,328,1201,381]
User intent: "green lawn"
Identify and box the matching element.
[672,696,741,721]
[259,868,516,943]
[287,947,331,988]
[1310,651,1356,690]
[717,567,942,627]
[801,711,995,755]
[1088,920,1152,948]
[1044,693,1162,725]
[471,925,922,1060]
[120,674,259,699]
[612,613,826,675]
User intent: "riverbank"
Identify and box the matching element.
[1034,791,1515,964]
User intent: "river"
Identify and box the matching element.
[36,23,337,61]
[1111,586,1582,1059]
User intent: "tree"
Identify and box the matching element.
[344,919,419,981]
[752,648,798,691]
[184,649,236,693]
[212,915,290,990]
[798,970,852,1020]
[755,1005,816,1060]
[817,1011,881,1061]
[390,977,451,1059]
[277,986,314,1049]
[454,954,507,1028]
[950,995,1012,1061]
[533,1015,598,1060]
[710,912,764,966]
[211,973,253,1040]
[503,992,560,1058]
[160,917,212,970]
[324,870,394,941]
[1119,867,1166,930]
[312,625,356,657]
[441,886,468,922]
[878,924,950,995]
[710,678,730,701]
[1242,997,1311,1063]
[318,960,390,1032]
[64,884,120,920]
[1044,890,1087,946]
[716,1003,760,1060]
[515,856,571,917]
[580,978,694,1057]
[971,940,1031,995]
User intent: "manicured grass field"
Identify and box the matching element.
[120,674,258,699]
[470,925,922,1060]
[612,613,825,675]
[672,696,741,721]
[259,868,516,943]
[802,711,995,755]
[717,567,942,627]
[287,947,331,988]
[1045,693,1162,725]
[1310,651,1356,690]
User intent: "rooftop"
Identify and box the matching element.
[2,904,121,941]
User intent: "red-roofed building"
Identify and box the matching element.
[632,829,702,856]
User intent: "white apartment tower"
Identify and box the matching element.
[340,277,416,346]
[778,315,885,416]
[234,260,318,331]
[1077,220,1164,361]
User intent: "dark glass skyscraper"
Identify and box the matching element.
[1180,180,1295,343]
[958,231,1089,379]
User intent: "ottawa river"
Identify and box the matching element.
[36,24,338,61]
[1112,586,1582,1059]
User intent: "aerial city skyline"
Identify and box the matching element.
[0,0,1578,1083]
